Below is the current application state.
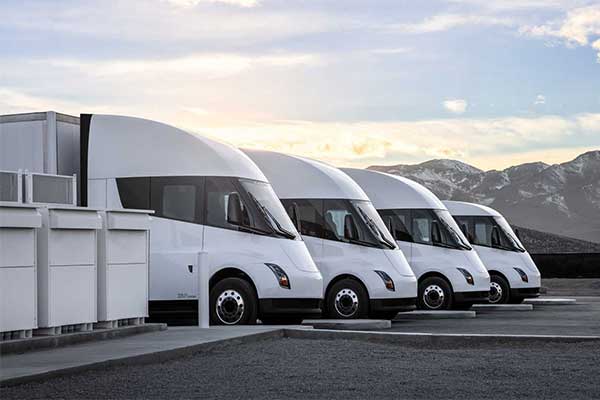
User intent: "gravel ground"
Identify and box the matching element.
[2,337,599,400]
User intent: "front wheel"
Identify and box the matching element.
[325,278,369,319]
[418,277,453,310]
[210,277,258,325]
[489,275,510,304]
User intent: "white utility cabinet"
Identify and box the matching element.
[0,203,42,339]
[37,206,101,334]
[97,209,152,327]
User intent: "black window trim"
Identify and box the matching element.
[281,197,390,249]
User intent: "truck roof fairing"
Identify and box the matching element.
[341,168,445,210]
[244,150,369,201]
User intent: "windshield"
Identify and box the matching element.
[352,200,397,249]
[240,179,300,240]
[494,216,526,252]
[434,210,472,250]
[457,215,525,252]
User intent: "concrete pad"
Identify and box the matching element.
[393,310,476,320]
[302,319,391,330]
[0,323,167,355]
[524,298,577,305]
[0,326,283,386]
[284,328,600,346]
[472,304,533,311]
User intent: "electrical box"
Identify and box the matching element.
[97,209,152,325]
[0,203,41,338]
[37,206,101,332]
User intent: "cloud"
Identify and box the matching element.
[180,113,600,170]
[388,14,514,34]
[38,52,322,80]
[370,48,412,55]
[534,94,546,105]
[520,5,600,60]
[443,99,468,114]
[2,87,598,170]
[164,0,259,8]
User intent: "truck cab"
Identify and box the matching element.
[444,201,541,304]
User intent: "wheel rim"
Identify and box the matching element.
[216,290,245,325]
[334,288,359,317]
[423,284,445,309]
[489,281,503,304]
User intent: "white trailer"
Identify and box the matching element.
[443,201,541,304]
[245,150,417,319]
[342,168,490,310]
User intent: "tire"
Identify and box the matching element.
[325,278,369,319]
[210,277,258,325]
[489,274,510,304]
[418,277,453,310]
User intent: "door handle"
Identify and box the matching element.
[188,264,194,273]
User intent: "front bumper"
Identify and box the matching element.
[370,297,417,313]
[259,298,322,318]
[510,287,541,299]
[454,290,490,304]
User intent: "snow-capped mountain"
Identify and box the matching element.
[368,150,600,244]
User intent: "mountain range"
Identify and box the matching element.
[368,150,600,245]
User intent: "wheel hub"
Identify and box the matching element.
[423,284,445,309]
[489,281,503,304]
[334,288,359,317]
[216,290,245,325]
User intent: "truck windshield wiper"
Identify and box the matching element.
[347,238,382,248]
[433,241,460,249]
[356,207,396,250]
[237,225,273,236]
[247,193,297,240]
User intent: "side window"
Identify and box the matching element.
[473,218,491,246]
[205,177,250,230]
[322,199,351,241]
[116,177,150,209]
[151,177,202,224]
[454,216,474,243]
[411,210,432,245]
[163,185,196,221]
[281,199,324,238]
[379,209,412,242]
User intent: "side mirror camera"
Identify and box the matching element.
[344,214,359,241]
[491,226,500,246]
[227,193,243,226]
[431,221,441,243]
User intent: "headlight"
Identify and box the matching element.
[374,270,395,291]
[514,267,528,283]
[457,267,474,285]
[265,263,291,289]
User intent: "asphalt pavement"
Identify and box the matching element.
[390,296,600,336]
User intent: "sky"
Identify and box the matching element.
[1,0,600,170]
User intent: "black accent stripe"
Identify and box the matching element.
[79,114,92,207]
